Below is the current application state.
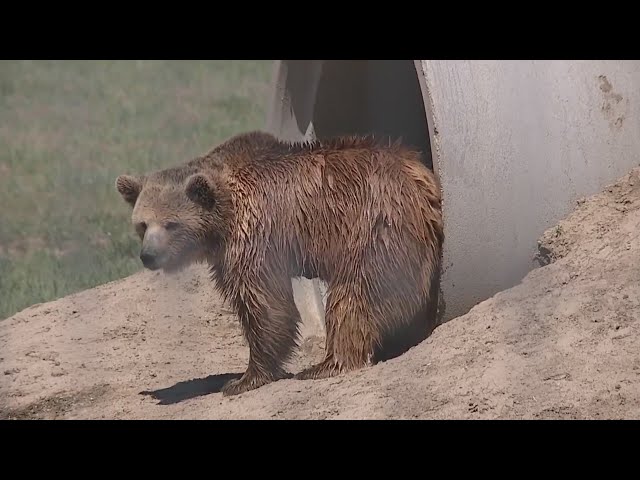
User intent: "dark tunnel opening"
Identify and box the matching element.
[311,60,433,171]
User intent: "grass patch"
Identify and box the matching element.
[0,60,273,319]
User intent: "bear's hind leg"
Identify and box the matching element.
[222,274,302,396]
[295,281,379,380]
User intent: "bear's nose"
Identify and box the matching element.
[140,251,159,270]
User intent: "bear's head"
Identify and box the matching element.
[115,168,232,273]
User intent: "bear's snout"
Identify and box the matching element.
[140,250,160,270]
[140,225,168,270]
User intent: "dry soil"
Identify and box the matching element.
[2,168,640,419]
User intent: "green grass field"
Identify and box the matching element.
[0,60,273,320]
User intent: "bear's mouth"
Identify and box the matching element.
[161,260,189,274]
[158,246,204,274]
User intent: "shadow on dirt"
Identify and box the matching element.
[139,373,242,405]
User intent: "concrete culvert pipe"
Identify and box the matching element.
[265,59,640,341]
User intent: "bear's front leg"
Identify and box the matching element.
[221,277,301,397]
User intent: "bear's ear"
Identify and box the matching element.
[115,174,144,207]
[185,173,216,209]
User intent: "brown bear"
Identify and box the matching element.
[115,131,444,396]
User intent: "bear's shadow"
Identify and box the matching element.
[140,373,242,405]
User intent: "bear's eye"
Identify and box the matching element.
[135,222,147,238]
[165,221,180,231]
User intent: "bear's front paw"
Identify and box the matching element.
[221,367,293,396]
[221,373,270,396]
[295,359,346,380]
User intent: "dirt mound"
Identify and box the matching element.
[3,168,640,419]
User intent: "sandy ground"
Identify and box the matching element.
[2,168,640,420]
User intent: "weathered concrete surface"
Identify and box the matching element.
[420,60,640,319]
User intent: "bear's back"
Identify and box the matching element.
[219,132,441,276]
